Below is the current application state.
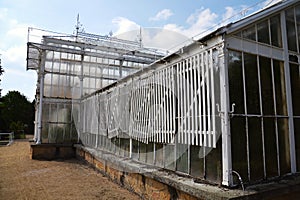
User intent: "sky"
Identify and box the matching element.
[0,0,282,101]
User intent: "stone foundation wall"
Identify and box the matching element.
[30,143,75,160]
[75,145,211,200]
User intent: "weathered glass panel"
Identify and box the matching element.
[296,5,300,52]
[274,60,287,115]
[242,25,256,41]
[231,117,248,182]
[257,20,270,45]
[260,56,274,115]
[286,8,297,52]
[164,144,176,170]
[248,117,264,181]
[146,142,154,165]
[155,143,164,167]
[263,118,278,177]
[228,51,244,114]
[289,64,300,116]
[244,53,260,114]
[205,140,222,183]
[176,143,189,174]
[190,145,204,178]
[139,142,147,163]
[277,118,291,175]
[294,118,300,171]
[270,15,282,48]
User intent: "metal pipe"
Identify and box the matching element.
[232,170,245,191]
[36,51,46,144]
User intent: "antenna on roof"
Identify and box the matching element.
[74,14,84,40]
[139,26,143,48]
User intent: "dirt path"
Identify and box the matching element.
[0,138,141,200]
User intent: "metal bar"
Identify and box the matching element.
[202,52,207,147]
[210,49,216,148]
[172,64,176,142]
[281,10,296,173]
[207,51,211,147]
[258,55,267,179]
[199,53,203,146]
[194,55,199,146]
[183,60,187,144]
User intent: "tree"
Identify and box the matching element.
[0,91,34,136]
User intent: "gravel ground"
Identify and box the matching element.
[0,137,141,200]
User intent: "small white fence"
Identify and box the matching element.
[0,132,14,146]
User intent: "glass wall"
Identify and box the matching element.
[228,50,290,183]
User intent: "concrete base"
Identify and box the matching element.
[75,144,300,200]
[75,145,249,200]
[30,143,75,160]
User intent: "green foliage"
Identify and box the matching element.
[0,91,34,134]
[9,121,26,139]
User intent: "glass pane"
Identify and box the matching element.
[146,142,154,164]
[277,118,291,175]
[244,53,260,114]
[260,56,274,115]
[231,117,248,182]
[242,25,256,41]
[164,144,175,170]
[286,8,297,52]
[257,20,270,44]
[155,143,164,167]
[132,140,139,160]
[190,145,204,178]
[263,118,278,177]
[270,15,282,48]
[228,51,244,114]
[296,5,300,53]
[294,118,300,171]
[248,117,264,181]
[289,64,300,116]
[274,60,287,116]
[139,142,147,163]
[176,143,189,174]
[205,140,222,183]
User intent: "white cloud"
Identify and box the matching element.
[150,9,173,21]
[163,8,218,39]
[0,8,8,20]
[3,45,26,66]
[0,8,36,100]
[112,17,140,36]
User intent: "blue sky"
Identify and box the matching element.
[0,0,281,101]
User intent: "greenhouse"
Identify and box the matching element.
[27,0,300,194]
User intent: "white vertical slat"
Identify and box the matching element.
[180,61,184,144]
[201,52,207,147]
[162,69,166,143]
[158,70,162,143]
[172,64,176,142]
[194,55,199,146]
[176,62,181,144]
[190,57,195,145]
[166,68,170,143]
[155,72,159,143]
[206,50,212,147]
[184,60,188,145]
[198,54,202,146]
[210,49,216,148]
